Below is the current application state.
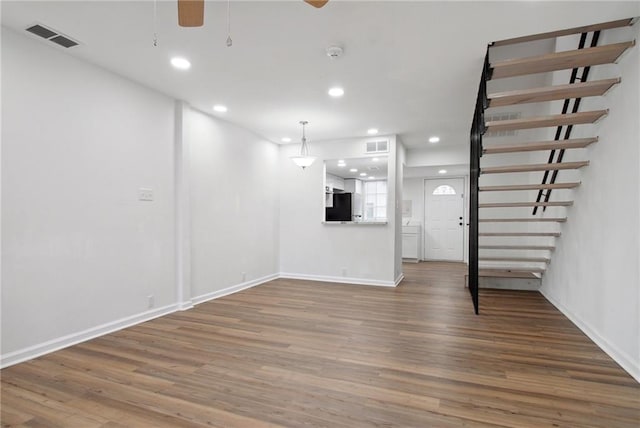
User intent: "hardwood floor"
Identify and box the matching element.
[2,262,638,427]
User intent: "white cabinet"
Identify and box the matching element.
[326,173,345,192]
[402,225,422,261]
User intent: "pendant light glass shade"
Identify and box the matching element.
[290,121,316,169]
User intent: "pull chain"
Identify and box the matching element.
[226,0,232,47]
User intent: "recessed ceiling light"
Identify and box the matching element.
[338,163,346,167]
[350,168,358,172]
[368,176,375,179]
[438,169,447,174]
[281,137,292,143]
[213,105,228,113]
[372,157,379,162]
[328,87,344,97]
[429,136,440,143]
[367,128,379,135]
[170,57,191,70]
[338,159,345,163]
[359,172,367,177]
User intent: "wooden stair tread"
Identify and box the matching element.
[480,182,581,191]
[480,217,567,223]
[481,161,589,174]
[480,245,555,250]
[485,110,607,132]
[479,269,541,279]
[483,138,598,154]
[492,18,636,47]
[480,232,561,237]
[480,256,550,263]
[488,78,621,107]
[479,201,573,208]
[491,41,635,79]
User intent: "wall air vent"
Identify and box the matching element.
[25,23,80,49]
[484,112,521,138]
[365,140,389,154]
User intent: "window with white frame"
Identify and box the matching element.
[432,185,456,195]
[363,180,387,221]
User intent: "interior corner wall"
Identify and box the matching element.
[184,108,280,302]
[1,29,176,363]
[278,136,398,285]
[540,23,640,382]
[394,138,406,281]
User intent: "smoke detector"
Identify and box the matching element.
[326,45,344,59]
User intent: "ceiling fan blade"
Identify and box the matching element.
[304,0,329,8]
[178,0,204,27]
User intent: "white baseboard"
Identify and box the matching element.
[191,273,279,305]
[0,271,396,368]
[541,289,640,383]
[279,272,397,287]
[0,303,179,369]
[395,273,405,286]
[178,301,195,311]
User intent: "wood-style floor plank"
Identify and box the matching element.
[2,262,638,427]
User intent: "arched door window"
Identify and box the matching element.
[432,185,456,195]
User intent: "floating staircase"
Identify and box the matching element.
[467,17,637,314]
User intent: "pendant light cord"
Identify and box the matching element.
[226,0,233,47]
[152,0,158,47]
[300,121,309,156]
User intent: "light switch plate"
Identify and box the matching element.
[138,188,154,201]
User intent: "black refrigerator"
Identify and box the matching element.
[326,193,352,221]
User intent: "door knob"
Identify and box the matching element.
[459,222,463,226]
[459,217,463,220]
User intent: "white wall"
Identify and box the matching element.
[540,23,640,381]
[402,178,425,226]
[279,136,400,285]
[185,107,280,302]
[1,29,177,362]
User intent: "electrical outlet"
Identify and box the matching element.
[138,188,154,201]
[147,295,155,309]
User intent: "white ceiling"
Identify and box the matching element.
[326,155,388,179]
[2,1,638,149]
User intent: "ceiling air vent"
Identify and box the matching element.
[50,35,79,48]
[484,112,521,138]
[26,24,57,39]
[25,23,80,49]
[365,140,389,154]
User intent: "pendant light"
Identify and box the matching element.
[290,121,316,169]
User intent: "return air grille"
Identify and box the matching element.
[50,35,79,48]
[26,24,57,39]
[25,23,80,49]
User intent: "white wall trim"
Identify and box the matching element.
[541,289,640,383]
[178,301,194,311]
[191,273,279,305]
[2,272,401,368]
[279,272,397,287]
[0,303,179,369]
[395,273,405,286]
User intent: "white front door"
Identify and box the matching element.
[424,178,465,261]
